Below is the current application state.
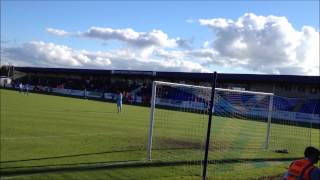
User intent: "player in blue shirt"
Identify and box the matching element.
[116,91,123,113]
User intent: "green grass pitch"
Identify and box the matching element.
[1,89,319,179]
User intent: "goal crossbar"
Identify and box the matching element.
[153,81,274,96]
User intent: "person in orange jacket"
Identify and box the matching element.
[283,146,320,180]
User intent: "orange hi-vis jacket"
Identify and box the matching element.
[287,159,316,180]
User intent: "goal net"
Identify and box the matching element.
[147,81,315,179]
[147,81,210,177]
[268,96,319,153]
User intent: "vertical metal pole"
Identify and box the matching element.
[309,122,312,146]
[202,72,217,180]
[7,65,10,77]
[147,81,157,161]
[309,103,316,146]
[265,94,274,150]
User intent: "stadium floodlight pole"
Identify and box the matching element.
[147,81,157,161]
[202,71,217,180]
[264,94,274,150]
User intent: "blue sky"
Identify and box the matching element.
[1,1,319,75]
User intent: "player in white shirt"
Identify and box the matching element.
[19,83,23,93]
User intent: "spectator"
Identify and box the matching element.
[284,146,320,180]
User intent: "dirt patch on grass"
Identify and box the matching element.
[154,137,203,150]
[153,137,231,151]
[258,174,283,180]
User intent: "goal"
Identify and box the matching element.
[146,80,315,179]
[146,80,276,178]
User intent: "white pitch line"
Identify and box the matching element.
[0,175,26,180]
[1,132,110,141]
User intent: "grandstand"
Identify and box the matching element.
[2,66,318,123]
[4,66,319,98]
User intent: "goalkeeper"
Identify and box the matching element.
[284,146,320,180]
[116,91,123,113]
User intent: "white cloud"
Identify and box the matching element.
[176,38,193,50]
[46,28,69,36]
[199,13,319,75]
[203,41,211,48]
[186,19,195,23]
[1,41,208,72]
[2,41,106,68]
[46,27,194,57]
[2,13,319,76]
[48,27,187,49]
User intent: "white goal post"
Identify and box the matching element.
[147,81,274,161]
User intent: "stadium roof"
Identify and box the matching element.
[14,66,320,85]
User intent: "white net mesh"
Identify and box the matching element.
[207,89,274,178]
[268,96,318,154]
[213,89,272,150]
[148,82,210,178]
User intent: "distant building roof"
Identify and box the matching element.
[14,66,320,85]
